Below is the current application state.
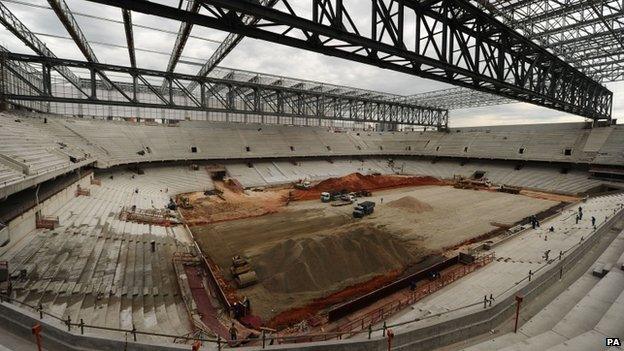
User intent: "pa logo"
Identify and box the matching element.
[606,337,621,347]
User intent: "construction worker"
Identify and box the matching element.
[243,296,251,314]
[229,323,237,342]
[578,206,583,220]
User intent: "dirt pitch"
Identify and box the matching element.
[185,176,559,326]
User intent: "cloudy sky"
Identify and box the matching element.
[0,0,622,127]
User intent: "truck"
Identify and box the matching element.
[0,261,11,297]
[353,201,375,218]
[320,192,331,202]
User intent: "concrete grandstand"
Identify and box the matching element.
[0,1,623,351]
[0,110,623,350]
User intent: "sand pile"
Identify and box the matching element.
[387,196,433,213]
[252,225,413,294]
[292,173,443,200]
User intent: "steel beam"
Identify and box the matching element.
[0,1,88,96]
[0,53,448,127]
[164,0,200,74]
[47,0,114,90]
[186,0,278,93]
[122,9,136,68]
[47,0,99,63]
[421,0,624,102]
[83,0,612,121]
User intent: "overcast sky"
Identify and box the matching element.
[0,0,622,127]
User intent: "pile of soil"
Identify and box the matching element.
[253,225,414,294]
[292,173,444,200]
[386,196,433,213]
[180,181,290,225]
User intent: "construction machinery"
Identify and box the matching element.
[230,256,258,288]
[353,201,375,218]
[294,179,311,190]
[452,175,490,190]
[0,261,11,297]
[499,184,521,194]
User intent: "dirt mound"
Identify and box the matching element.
[387,196,432,213]
[252,225,414,294]
[292,173,444,200]
[180,181,289,225]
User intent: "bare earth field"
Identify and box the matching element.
[189,184,558,323]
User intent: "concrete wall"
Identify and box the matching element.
[0,173,91,257]
[0,301,192,351]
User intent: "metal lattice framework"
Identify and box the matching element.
[185,0,279,93]
[495,0,624,82]
[0,52,448,127]
[0,0,446,127]
[0,0,619,120]
[407,88,515,110]
[82,0,613,121]
[164,0,279,93]
[0,1,87,96]
[406,0,624,110]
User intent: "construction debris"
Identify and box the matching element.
[119,207,180,226]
